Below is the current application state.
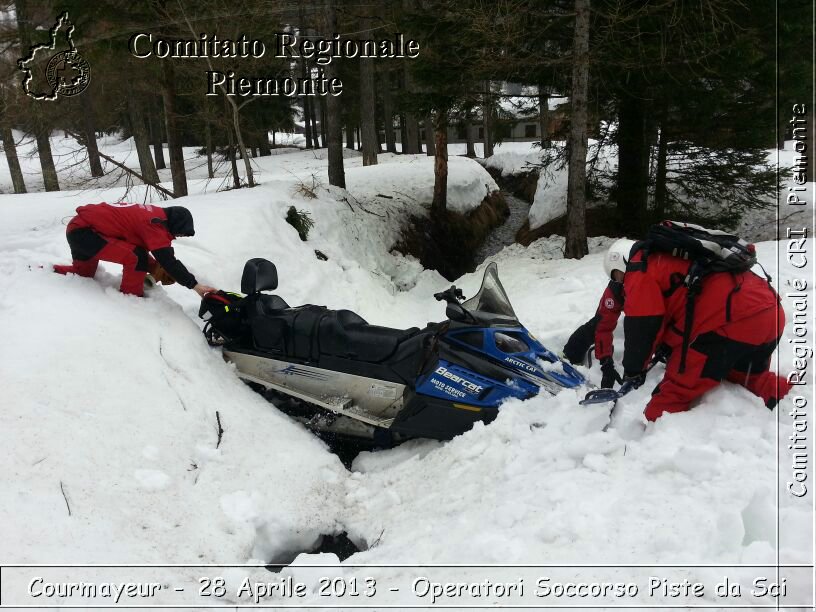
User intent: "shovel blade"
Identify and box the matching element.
[580,388,621,405]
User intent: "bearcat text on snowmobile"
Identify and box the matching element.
[199,258,585,441]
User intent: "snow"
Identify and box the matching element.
[482,141,546,177]
[530,159,569,228]
[487,139,815,240]
[0,134,812,608]
[738,142,815,241]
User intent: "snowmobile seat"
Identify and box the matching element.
[256,294,290,314]
[240,259,289,318]
[319,309,420,363]
[241,258,278,294]
[249,304,326,358]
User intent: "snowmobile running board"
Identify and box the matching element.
[237,372,396,429]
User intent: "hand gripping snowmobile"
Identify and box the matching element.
[199,258,585,442]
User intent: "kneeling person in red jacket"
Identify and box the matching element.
[54,203,216,298]
[618,239,791,421]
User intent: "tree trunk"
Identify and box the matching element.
[616,95,649,228]
[148,97,166,170]
[205,118,214,179]
[304,96,314,148]
[81,97,104,177]
[359,13,379,166]
[35,131,59,191]
[310,95,322,147]
[777,106,787,150]
[227,98,254,186]
[226,118,240,189]
[298,9,314,150]
[381,69,397,153]
[128,98,160,184]
[482,81,493,158]
[616,80,650,230]
[431,112,449,214]
[402,61,420,154]
[2,128,26,193]
[564,0,590,259]
[538,85,550,148]
[346,124,355,149]
[399,114,407,151]
[424,115,435,156]
[404,114,420,154]
[654,121,669,218]
[203,97,214,178]
[259,132,271,156]
[324,0,345,187]
[147,116,165,171]
[16,0,59,191]
[465,118,476,158]
[161,61,188,197]
[318,83,328,148]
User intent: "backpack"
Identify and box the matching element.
[628,220,771,373]
[198,290,246,345]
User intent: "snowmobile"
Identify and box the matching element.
[199,258,586,442]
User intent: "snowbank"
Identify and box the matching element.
[344,154,498,215]
[0,265,347,571]
[482,141,545,177]
[530,162,569,228]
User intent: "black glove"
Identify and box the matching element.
[600,357,622,389]
[653,344,672,364]
[623,371,646,389]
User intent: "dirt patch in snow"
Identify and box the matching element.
[483,165,539,204]
[393,191,509,280]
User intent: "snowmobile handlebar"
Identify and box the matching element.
[433,286,465,304]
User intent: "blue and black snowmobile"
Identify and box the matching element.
[199,258,585,442]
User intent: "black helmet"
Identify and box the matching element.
[163,206,195,237]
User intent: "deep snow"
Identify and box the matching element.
[0,135,812,610]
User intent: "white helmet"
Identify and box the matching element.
[603,238,636,280]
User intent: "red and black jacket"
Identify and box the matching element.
[74,203,198,288]
[622,249,780,376]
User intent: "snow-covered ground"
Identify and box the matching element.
[485,139,813,240]
[0,134,812,610]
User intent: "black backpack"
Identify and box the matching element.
[629,220,771,372]
[198,290,246,345]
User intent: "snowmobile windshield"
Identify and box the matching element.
[460,262,520,326]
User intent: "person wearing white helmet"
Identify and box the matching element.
[603,238,636,283]
[563,238,635,388]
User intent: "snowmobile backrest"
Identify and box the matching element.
[241,258,278,294]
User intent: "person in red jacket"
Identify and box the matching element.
[620,243,791,421]
[53,202,217,298]
[563,239,633,388]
